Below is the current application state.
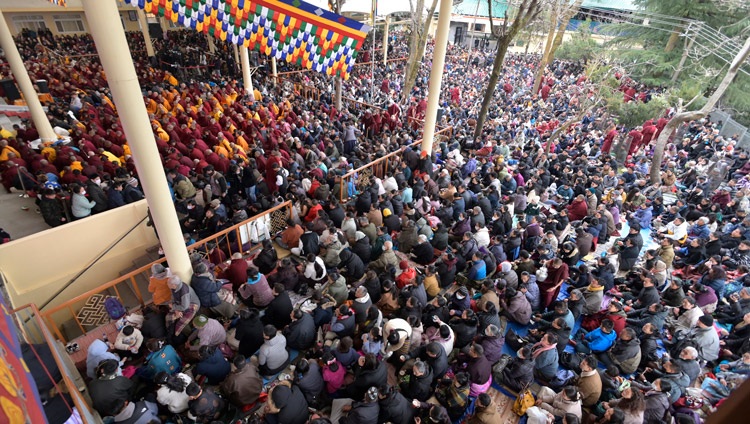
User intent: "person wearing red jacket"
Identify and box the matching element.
[566,195,589,222]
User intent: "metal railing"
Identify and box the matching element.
[14,304,100,423]
[338,125,454,202]
[40,201,293,343]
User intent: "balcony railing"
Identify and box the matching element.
[40,201,293,344]
[13,303,100,423]
[338,125,453,202]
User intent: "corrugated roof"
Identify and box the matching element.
[453,0,637,18]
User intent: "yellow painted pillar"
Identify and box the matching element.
[382,16,390,65]
[137,9,155,58]
[240,46,254,94]
[271,57,278,86]
[421,0,453,154]
[207,34,216,54]
[80,0,192,283]
[0,9,56,142]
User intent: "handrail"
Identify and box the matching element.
[38,215,149,311]
[40,201,292,342]
[338,125,453,202]
[13,304,99,424]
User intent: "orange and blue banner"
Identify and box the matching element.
[0,295,46,424]
[126,0,371,79]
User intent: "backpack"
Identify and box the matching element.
[506,329,529,352]
[105,297,127,320]
[560,351,584,374]
[512,384,535,416]
[549,369,576,391]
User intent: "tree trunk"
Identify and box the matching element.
[665,29,681,52]
[474,38,512,139]
[547,0,584,60]
[671,37,694,83]
[402,0,437,104]
[533,0,583,94]
[532,12,556,95]
[475,0,542,139]
[650,35,750,183]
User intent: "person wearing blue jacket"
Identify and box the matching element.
[576,319,617,354]
[467,253,487,281]
[533,333,560,381]
[631,203,653,230]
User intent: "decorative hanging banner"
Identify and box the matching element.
[46,0,67,5]
[126,0,371,79]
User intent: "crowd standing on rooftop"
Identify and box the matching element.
[2,24,750,424]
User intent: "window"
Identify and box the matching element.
[53,14,86,33]
[12,15,47,33]
[473,23,486,32]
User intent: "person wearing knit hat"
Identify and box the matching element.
[690,314,720,362]
[396,259,417,289]
[192,314,208,328]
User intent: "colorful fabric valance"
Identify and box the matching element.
[126,0,371,79]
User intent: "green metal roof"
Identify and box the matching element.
[453,0,638,17]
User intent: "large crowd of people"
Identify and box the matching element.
[2,22,749,424]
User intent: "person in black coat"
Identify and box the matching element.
[262,284,293,329]
[340,354,388,401]
[339,387,380,424]
[449,310,478,350]
[638,323,661,370]
[254,240,278,275]
[404,342,449,381]
[383,209,402,233]
[235,308,265,357]
[399,360,434,402]
[264,381,309,424]
[377,385,415,424]
[431,224,449,251]
[411,235,435,265]
[435,253,457,288]
[283,309,316,351]
[351,233,372,265]
[339,248,365,281]
[89,359,135,416]
[497,346,535,391]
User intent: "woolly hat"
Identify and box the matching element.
[192,315,208,328]
[500,261,512,273]
[399,260,409,270]
[383,208,392,217]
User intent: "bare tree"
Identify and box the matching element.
[474,0,543,140]
[401,0,439,104]
[649,35,750,183]
[532,0,584,94]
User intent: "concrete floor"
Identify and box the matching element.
[0,189,51,242]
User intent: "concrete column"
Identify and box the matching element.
[0,9,56,142]
[233,44,240,75]
[420,0,453,155]
[382,16,390,65]
[271,57,278,86]
[80,0,192,283]
[137,9,155,57]
[240,46,254,94]
[159,17,170,33]
[207,34,216,54]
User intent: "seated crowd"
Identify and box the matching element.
[2,27,749,424]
